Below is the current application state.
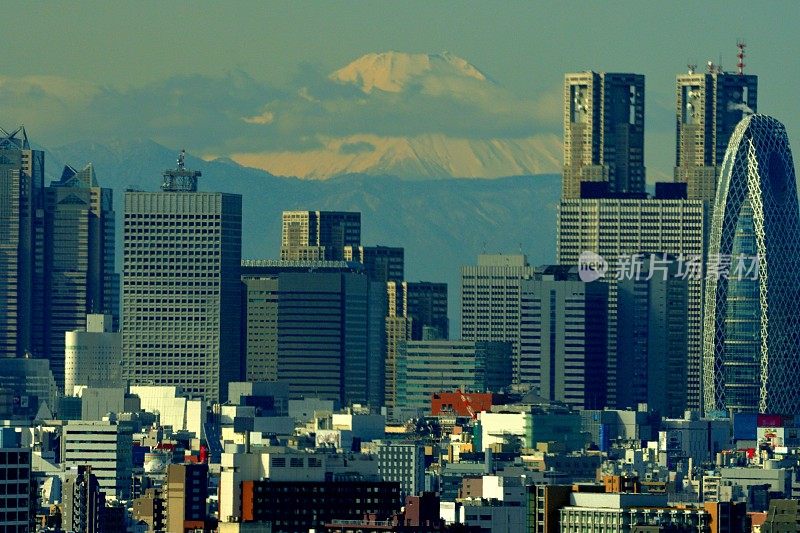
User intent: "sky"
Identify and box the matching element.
[2,1,799,181]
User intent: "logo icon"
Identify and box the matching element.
[578,251,608,282]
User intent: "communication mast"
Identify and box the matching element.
[161,149,201,192]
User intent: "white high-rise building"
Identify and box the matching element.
[461,254,535,386]
[64,314,121,395]
[62,419,133,501]
[122,154,242,403]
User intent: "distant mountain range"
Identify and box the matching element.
[229,51,562,180]
[44,138,561,327]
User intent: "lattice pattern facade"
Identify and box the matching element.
[703,114,800,414]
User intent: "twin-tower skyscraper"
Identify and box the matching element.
[562,64,758,201]
[559,58,800,415]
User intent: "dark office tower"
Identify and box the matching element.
[122,152,242,403]
[384,281,448,411]
[43,164,118,387]
[519,267,608,409]
[389,281,449,340]
[562,72,645,199]
[703,115,800,415]
[280,210,360,261]
[241,260,384,407]
[344,245,404,283]
[617,256,689,418]
[0,126,45,360]
[675,61,758,201]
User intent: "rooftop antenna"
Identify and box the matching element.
[161,149,201,192]
[736,40,746,75]
[717,53,723,74]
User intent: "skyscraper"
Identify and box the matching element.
[281,210,361,261]
[519,266,608,409]
[617,256,689,418]
[675,63,758,201]
[240,260,384,407]
[122,153,242,402]
[563,72,645,199]
[385,281,448,411]
[0,126,45,360]
[703,114,800,415]
[461,254,535,386]
[344,245,404,283]
[44,164,118,386]
[558,193,704,408]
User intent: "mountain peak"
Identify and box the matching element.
[330,51,490,94]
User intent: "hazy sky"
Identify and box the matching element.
[3,1,798,180]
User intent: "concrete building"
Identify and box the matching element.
[559,493,708,533]
[64,313,121,395]
[557,192,704,409]
[62,465,105,533]
[394,340,512,416]
[62,419,133,500]
[562,72,645,199]
[281,210,360,261]
[659,412,731,469]
[0,428,32,532]
[0,126,45,361]
[461,254,536,387]
[617,256,689,418]
[519,266,608,409]
[385,281,448,411]
[376,441,426,501]
[478,404,585,453]
[240,267,383,407]
[122,154,242,403]
[240,478,400,530]
[703,115,800,415]
[43,163,118,387]
[129,385,206,436]
[675,62,758,201]
[240,276,279,382]
[344,245,404,283]
[165,463,209,532]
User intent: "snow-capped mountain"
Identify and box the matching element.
[230,51,561,179]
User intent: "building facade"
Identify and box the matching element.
[563,72,645,199]
[0,126,45,361]
[519,267,609,409]
[394,340,512,415]
[461,254,535,387]
[64,314,122,395]
[557,195,704,409]
[0,429,32,533]
[241,264,384,407]
[122,157,242,403]
[281,210,361,261]
[344,245,404,283]
[675,67,758,201]
[62,419,133,501]
[44,163,118,387]
[617,257,688,418]
[703,114,800,415]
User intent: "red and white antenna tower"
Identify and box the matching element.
[737,41,746,75]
